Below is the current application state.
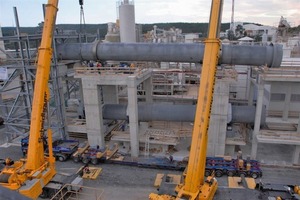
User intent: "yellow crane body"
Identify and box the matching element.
[0,0,58,199]
[295,185,300,195]
[149,0,223,199]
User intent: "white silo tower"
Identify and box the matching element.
[118,0,136,43]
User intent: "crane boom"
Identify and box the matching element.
[0,0,58,198]
[183,0,223,192]
[150,0,223,199]
[178,1,223,199]
[26,0,58,171]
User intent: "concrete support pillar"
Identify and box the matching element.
[57,69,68,139]
[180,73,186,85]
[208,80,229,156]
[225,145,235,156]
[297,115,300,133]
[293,145,300,165]
[295,114,300,164]
[251,83,264,159]
[127,76,139,157]
[248,80,254,106]
[79,79,84,104]
[82,79,105,147]
[0,94,8,144]
[102,85,119,104]
[282,85,292,121]
[246,67,251,100]
[144,77,153,103]
[78,79,85,118]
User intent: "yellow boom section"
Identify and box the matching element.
[0,0,58,199]
[150,0,223,199]
[176,1,223,199]
[183,0,223,193]
[26,0,58,171]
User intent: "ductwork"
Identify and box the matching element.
[57,42,283,68]
[102,104,266,125]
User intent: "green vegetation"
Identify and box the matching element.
[2,27,39,36]
[2,22,299,39]
[2,22,231,38]
[288,25,300,35]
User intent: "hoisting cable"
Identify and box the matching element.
[79,0,86,42]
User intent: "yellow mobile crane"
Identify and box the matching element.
[150,0,223,199]
[0,0,58,198]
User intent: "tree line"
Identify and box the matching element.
[2,22,231,38]
[2,22,299,41]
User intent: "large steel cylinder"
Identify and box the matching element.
[56,42,283,67]
[102,104,266,125]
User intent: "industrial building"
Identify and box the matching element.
[0,0,300,199]
[0,0,299,165]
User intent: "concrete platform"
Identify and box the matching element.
[257,130,300,145]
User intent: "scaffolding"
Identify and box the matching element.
[0,6,96,142]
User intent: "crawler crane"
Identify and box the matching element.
[149,0,223,199]
[0,0,59,198]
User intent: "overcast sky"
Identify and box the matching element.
[0,0,299,27]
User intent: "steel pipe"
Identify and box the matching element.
[102,104,266,124]
[57,42,283,67]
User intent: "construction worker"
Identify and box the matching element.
[5,157,14,166]
[83,165,90,174]
[96,61,102,74]
[88,61,94,73]
[121,124,126,131]
[88,61,94,68]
